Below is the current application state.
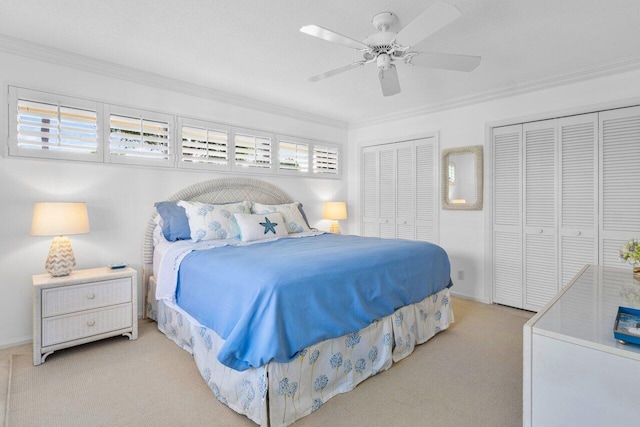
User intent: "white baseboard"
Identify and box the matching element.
[0,336,31,350]
[450,291,491,304]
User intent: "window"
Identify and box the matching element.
[7,86,342,178]
[279,139,309,173]
[234,130,272,170]
[9,87,101,161]
[106,106,174,167]
[178,118,230,170]
[313,145,340,175]
[277,137,340,177]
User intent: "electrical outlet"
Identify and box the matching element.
[457,270,464,280]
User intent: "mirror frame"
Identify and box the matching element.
[442,145,483,210]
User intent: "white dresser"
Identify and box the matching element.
[33,266,138,365]
[523,265,640,426]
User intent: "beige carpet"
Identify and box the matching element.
[5,298,531,426]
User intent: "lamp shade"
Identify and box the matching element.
[322,202,347,220]
[31,202,90,236]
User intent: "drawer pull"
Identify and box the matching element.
[87,293,95,299]
[87,320,96,327]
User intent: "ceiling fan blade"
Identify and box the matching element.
[408,52,481,72]
[306,62,365,82]
[300,25,370,50]
[378,65,401,96]
[395,1,461,48]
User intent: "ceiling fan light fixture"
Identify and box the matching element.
[376,54,391,70]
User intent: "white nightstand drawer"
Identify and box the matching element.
[42,278,132,317]
[42,303,133,347]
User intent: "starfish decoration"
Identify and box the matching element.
[260,217,278,235]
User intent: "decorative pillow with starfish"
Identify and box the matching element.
[234,212,288,242]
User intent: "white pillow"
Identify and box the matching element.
[234,212,288,242]
[251,202,310,233]
[177,200,249,241]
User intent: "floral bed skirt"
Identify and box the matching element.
[155,288,453,426]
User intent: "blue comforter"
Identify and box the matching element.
[176,233,452,371]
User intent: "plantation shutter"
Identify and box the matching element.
[179,121,229,170]
[492,124,523,307]
[313,145,339,175]
[599,106,640,268]
[279,140,309,172]
[108,107,173,167]
[10,87,100,162]
[234,131,272,170]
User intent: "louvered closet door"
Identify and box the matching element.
[362,146,379,237]
[523,120,557,311]
[415,138,437,243]
[378,146,397,238]
[558,114,598,287]
[492,125,523,308]
[395,141,415,239]
[599,106,640,268]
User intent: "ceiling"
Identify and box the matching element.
[1,0,639,126]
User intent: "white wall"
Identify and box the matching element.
[0,51,348,347]
[348,68,640,303]
[3,46,640,348]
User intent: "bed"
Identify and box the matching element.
[142,177,454,427]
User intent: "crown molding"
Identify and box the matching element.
[0,33,348,130]
[350,56,640,129]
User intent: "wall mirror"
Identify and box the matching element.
[442,145,483,210]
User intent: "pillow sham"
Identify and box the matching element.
[234,212,288,242]
[251,201,311,233]
[297,202,312,229]
[152,215,167,246]
[178,200,249,241]
[155,201,191,242]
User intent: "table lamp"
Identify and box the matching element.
[31,202,90,277]
[322,201,347,234]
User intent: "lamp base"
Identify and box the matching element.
[45,236,76,277]
[329,220,341,234]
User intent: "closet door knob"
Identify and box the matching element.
[87,320,95,327]
[539,229,544,234]
[87,293,95,299]
[576,231,582,236]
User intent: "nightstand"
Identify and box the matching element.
[33,266,138,365]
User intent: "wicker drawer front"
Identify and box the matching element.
[42,278,132,317]
[42,303,132,347]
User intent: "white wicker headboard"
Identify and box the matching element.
[142,177,293,317]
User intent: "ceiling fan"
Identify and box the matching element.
[300,1,481,96]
